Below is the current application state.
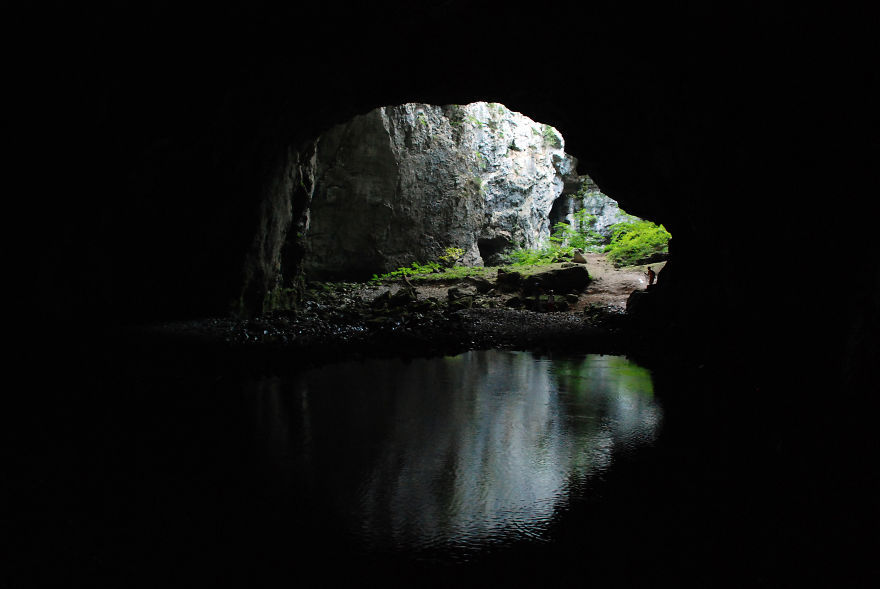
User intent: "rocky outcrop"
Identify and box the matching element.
[238,142,317,315]
[521,266,591,295]
[303,102,581,280]
[549,176,635,239]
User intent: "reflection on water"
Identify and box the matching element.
[253,351,662,558]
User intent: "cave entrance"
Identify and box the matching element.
[300,100,670,299]
[477,236,512,267]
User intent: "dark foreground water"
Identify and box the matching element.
[285,351,661,559]
[11,344,874,587]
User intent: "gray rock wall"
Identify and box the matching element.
[304,102,582,279]
[550,176,636,239]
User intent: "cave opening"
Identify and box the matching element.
[289,100,670,326]
[300,100,670,286]
[28,5,876,587]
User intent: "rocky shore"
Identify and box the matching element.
[122,257,674,373]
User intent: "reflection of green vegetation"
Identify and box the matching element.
[551,355,654,398]
[605,357,654,398]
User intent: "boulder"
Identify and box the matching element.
[505,296,523,309]
[370,290,392,308]
[466,276,494,293]
[447,285,476,300]
[495,268,523,292]
[626,289,657,318]
[389,288,417,307]
[522,266,590,295]
[448,296,474,311]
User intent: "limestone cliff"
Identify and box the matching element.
[304,102,583,279]
[549,176,635,238]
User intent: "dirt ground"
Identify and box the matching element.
[398,253,666,312]
[577,253,666,311]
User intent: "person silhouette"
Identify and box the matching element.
[646,267,656,287]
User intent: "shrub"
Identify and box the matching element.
[508,244,572,266]
[604,219,671,267]
[438,246,465,267]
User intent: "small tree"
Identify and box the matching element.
[438,247,465,267]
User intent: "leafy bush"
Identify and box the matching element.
[371,261,441,282]
[507,202,671,269]
[508,244,572,266]
[604,219,671,267]
[438,247,465,267]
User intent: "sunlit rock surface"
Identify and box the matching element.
[303,102,582,279]
[550,176,634,237]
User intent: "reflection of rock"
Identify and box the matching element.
[290,351,660,549]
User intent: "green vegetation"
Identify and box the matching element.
[507,244,572,265]
[369,201,670,283]
[466,114,484,127]
[470,175,487,195]
[438,246,465,267]
[372,247,470,282]
[603,219,671,267]
[371,260,441,282]
[507,209,602,265]
[551,209,605,251]
[542,124,562,148]
[507,207,670,268]
[488,102,506,115]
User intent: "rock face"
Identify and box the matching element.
[549,176,635,239]
[303,102,581,279]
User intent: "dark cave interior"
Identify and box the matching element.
[17,2,879,586]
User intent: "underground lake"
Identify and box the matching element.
[20,336,844,587]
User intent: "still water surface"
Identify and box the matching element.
[255,350,662,560]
